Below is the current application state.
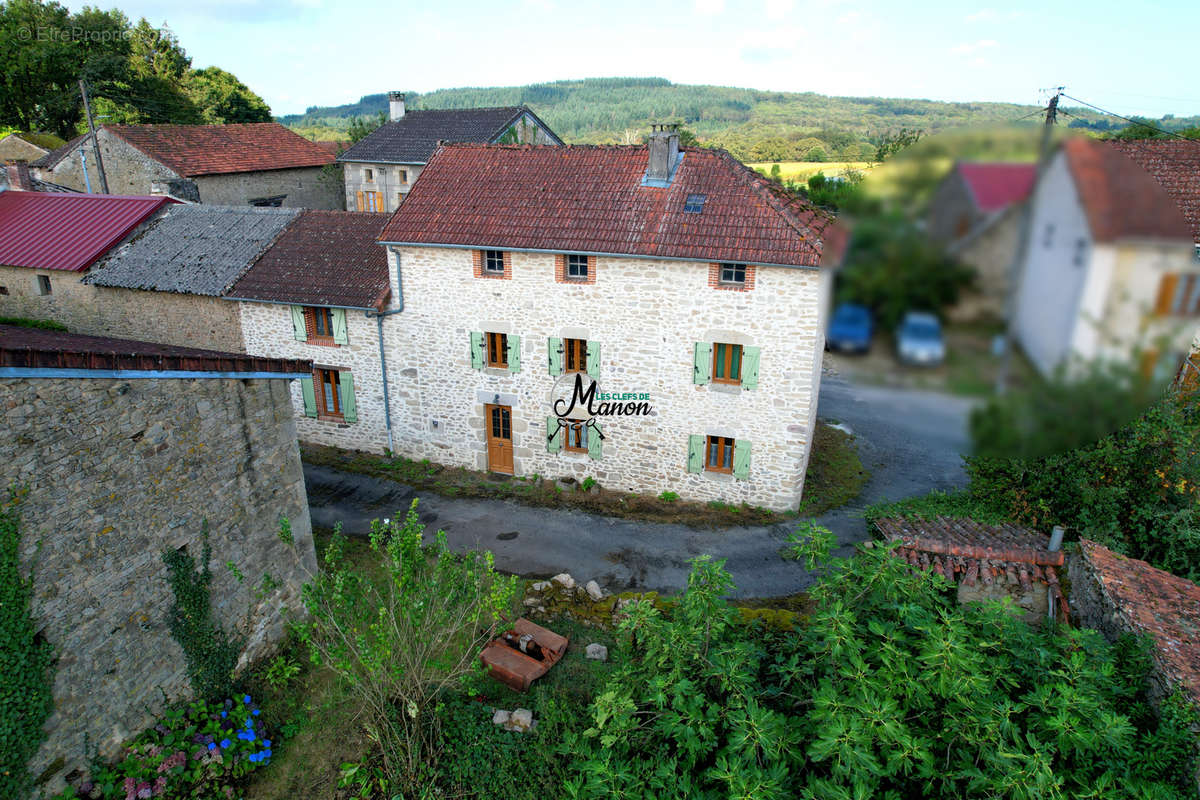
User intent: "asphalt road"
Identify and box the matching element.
[304,374,974,598]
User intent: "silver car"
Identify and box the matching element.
[896,312,945,366]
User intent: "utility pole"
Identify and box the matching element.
[995,87,1063,395]
[79,79,109,194]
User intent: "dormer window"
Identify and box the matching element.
[684,194,706,213]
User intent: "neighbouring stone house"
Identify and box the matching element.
[1013,137,1197,377]
[0,324,317,793]
[369,131,841,511]
[1,162,80,193]
[1108,138,1200,260]
[874,516,1068,625]
[80,204,302,352]
[927,162,1035,322]
[31,123,340,208]
[0,130,65,163]
[227,210,392,452]
[337,94,562,214]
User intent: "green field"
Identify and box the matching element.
[746,160,873,182]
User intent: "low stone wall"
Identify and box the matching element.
[0,375,317,791]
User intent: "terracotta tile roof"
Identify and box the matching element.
[0,191,173,272]
[101,123,335,177]
[1061,137,1191,243]
[229,210,391,309]
[28,132,90,169]
[875,516,1065,603]
[379,143,836,268]
[1106,139,1200,245]
[957,162,1036,212]
[339,106,561,164]
[1077,540,1200,706]
[313,140,351,157]
[0,324,311,376]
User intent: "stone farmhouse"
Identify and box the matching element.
[0,324,316,793]
[360,130,842,511]
[927,162,1035,322]
[337,93,562,214]
[30,123,341,208]
[1012,137,1196,377]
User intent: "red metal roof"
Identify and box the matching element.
[379,143,837,268]
[0,192,173,272]
[1107,139,1200,245]
[105,123,336,177]
[957,162,1036,212]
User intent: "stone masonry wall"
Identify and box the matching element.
[343,161,420,214]
[0,265,245,353]
[195,167,341,210]
[35,129,180,195]
[379,247,829,511]
[0,375,316,790]
[238,300,387,452]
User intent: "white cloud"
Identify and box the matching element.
[837,9,862,24]
[522,0,554,11]
[764,0,794,20]
[965,8,997,22]
[694,0,724,15]
[950,38,997,55]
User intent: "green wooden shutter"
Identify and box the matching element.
[546,416,562,453]
[507,334,521,373]
[687,435,704,473]
[547,337,563,375]
[470,331,484,369]
[742,346,761,389]
[586,340,601,380]
[331,308,349,345]
[339,372,357,423]
[588,424,602,460]
[300,376,317,417]
[733,440,751,479]
[693,342,711,385]
[291,306,308,341]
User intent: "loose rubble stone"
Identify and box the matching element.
[509,708,534,732]
[585,580,604,601]
[492,709,510,726]
[523,597,540,607]
[551,573,575,590]
[586,643,609,661]
[531,580,551,592]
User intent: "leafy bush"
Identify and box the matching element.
[581,477,597,492]
[569,546,1198,798]
[67,695,273,799]
[295,500,518,789]
[0,492,54,800]
[657,491,680,503]
[262,655,301,691]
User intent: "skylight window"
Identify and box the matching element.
[684,194,706,213]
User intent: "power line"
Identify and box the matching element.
[1059,93,1200,145]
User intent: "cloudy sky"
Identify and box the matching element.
[63,0,1200,119]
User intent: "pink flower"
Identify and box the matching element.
[152,777,167,796]
[136,781,153,799]
[123,777,136,800]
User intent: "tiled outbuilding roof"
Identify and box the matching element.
[379,143,836,268]
[957,162,1035,212]
[1107,139,1200,245]
[338,106,561,164]
[83,205,300,296]
[1076,540,1200,707]
[29,132,90,169]
[875,516,1065,603]
[229,210,391,309]
[0,324,311,376]
[0,191,173,272]
[1061,137,1191,243]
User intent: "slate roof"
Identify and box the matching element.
[1061,137,1192,243]
[1106,139,1200,245]
[875,516,1066,608]
[33,124,335,176]
[0,324,311,376]
[229,210,391,309]
[0,192,173,272]
[379,143,837,268]
[1077,540,1200,707]
[83,205,300,296]
[338,106,561,164]
[957,162,1035,212]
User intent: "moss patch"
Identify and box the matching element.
[797,421,869,515]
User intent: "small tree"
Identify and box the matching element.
[295,500,517,787]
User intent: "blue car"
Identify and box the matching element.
[896,311,946,366]
[827,303,873,353]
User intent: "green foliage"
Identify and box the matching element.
[162,521,244,701]
[874,126,924,161]
[657,490,680,503]
[782,520,836,570]
[66,695,274,799]
[262,655,301,690]
[836,213,974,329]
[346,111,386,143]
[185,66,271,124]
[295,500,518,788]
[581,477,597,492]
[570,548,1199,798]
[0,316,68,331]
[0,491,54,800]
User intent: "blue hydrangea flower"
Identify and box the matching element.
[207,742,216,751]
[252,708,260,716]
[264,749,272,759]
[243,695,252,704]
[264,740,271,748]
[220,739,231,749]
[247,718,254,728]
[220,711,227,718]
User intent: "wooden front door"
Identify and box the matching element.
[485,404,514,474]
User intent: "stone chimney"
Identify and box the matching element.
[388,91,406,122]
[645,124,680,185]
[3,162,34,191]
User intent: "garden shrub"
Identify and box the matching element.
[66,694,273,799]
[0,492,54,800]
[569,543,1199,798]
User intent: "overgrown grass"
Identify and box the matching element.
[863,489,1010,531]
[797,421,869,515]
[0,317,68,332]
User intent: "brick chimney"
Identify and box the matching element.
[645,124,681,185]
[4,162,34,191]
[388,91,406,122]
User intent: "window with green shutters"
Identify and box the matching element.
[686,434,750,479]
[548,337,563,375]
[546,417,563,453]
[301,368,356,423]
[291,306,307,341]
[292,306,348,346]
[548,337,598,377]
[470,331,485,369]
[474,331,521,372]
[505,334,521,373]
[694,342,759,388]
